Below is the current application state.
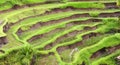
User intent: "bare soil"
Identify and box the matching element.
[91,45,120,59]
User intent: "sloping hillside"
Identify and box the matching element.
[0,0,120,65]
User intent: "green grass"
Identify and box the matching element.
[0,0,120,65]
[91,49,120,65]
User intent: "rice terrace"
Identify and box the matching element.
[1,0,120,65]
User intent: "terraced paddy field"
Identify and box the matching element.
[0,0,120,65]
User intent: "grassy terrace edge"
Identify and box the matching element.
[0,0,120,65]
